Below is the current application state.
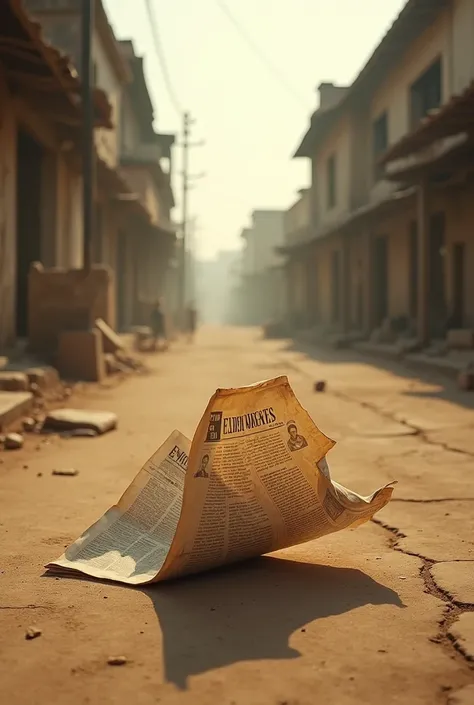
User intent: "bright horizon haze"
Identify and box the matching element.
[104,0,407,259]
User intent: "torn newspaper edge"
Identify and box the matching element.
[46,376,395,584]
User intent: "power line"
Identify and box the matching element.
[215,0,308,109]
[144,0,183,115]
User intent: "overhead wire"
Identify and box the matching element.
[143,0,184,115]
[214,0,309,109]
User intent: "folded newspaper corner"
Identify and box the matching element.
[46,376,396,585]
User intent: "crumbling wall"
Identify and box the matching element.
[28,262,115,357]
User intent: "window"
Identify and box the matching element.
[327,154,336,209]
[372,111,388,181]
[410,59,442,127]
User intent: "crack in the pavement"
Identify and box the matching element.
[283,351,474,673]
[371,516,474,671]
[331,389,474,458]
[0,605,51,610]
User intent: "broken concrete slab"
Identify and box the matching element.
[95,318,124,354]
[42,408,117,435]
[0,372,29,392]
[0,392,33,431]
[448,612,474,661]
[431,562,474,605]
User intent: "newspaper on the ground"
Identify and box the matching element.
[46,376,395,584]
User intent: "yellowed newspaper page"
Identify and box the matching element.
[46,430,191,585]
[155,376,394,582]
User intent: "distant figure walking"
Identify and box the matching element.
[185,304,198,343]
[150,300,166,351]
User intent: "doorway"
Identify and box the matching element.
[372,235,388,326]
[451,242,465,328]
[428,212,447,338]
[16,129,43,337]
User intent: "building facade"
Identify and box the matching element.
[0,0,112,350]
[286,0,474,354]
[238,210,286,326]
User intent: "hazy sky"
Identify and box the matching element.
[104,0,406,258]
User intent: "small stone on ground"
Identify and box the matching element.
[25,627,42,640]
[4,433,24,450]
[107,656,127,666]
[52,468,79,477]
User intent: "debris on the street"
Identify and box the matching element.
[47,376,394,585]
[107,656,127,666]
[22,417,37,433]
[95,318,124,354]
[314,381,326,393]
[25,626,42,640]
[29,382,43,398]
[42,409,118,435]
[4,432,24,450]
[52,468,79,477]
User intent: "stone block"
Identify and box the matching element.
[28,263,115,356]
[447,328,474,350]
[57,329,105,382]
[0,372,29,392]
[0,392,33,431]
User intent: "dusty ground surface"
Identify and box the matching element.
[0,327,473,705]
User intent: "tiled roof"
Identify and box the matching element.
[3,0,112,128]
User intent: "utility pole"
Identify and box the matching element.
[81,0,95,272]
[179,111,191,326]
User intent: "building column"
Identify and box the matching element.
[417,179,430,345]
[363,228,374,335]
[341,235,351,335]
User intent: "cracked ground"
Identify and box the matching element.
[0,328,473,705]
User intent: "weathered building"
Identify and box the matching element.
[238,210,286,326]
[0,0,112,351]
[287,0,474,357]
[117,40,176,331]
[24,0,132,300]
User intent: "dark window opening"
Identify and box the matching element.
[372,111,388,181]
[410,58,442,127]
[327,154,336,209]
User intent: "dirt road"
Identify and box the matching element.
[1,328,473,705]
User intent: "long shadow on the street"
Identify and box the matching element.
[281,339,474,413]
[143,555,404,689]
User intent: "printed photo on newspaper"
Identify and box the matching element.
[46,376,395,585]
